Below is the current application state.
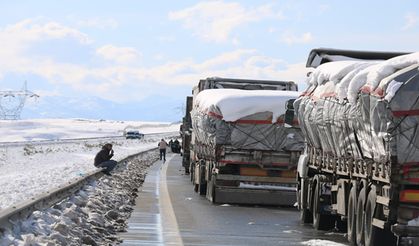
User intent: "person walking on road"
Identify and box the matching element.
[94,143,117,175]
[158,139,168,162]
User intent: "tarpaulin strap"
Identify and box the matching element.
[392,109,419,117]
[395,124,419,164]
[230,123,275,150]
[207,112,299,125]
[219,160,289,166]
[402,164,419,183]
[207,111,223,119]
[234,119,299,125]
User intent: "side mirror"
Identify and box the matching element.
[284,99,296,126]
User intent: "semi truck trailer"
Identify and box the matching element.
[180,96,193,174]
[188,77,303,206]
[295,48,419,246]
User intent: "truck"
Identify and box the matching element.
[294,48,419,246]
[180,96,193,174]
[188,77,304,206]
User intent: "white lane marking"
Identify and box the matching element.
[154,165,163,244]
[159,155,184,245]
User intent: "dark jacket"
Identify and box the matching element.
[94,147,113,166]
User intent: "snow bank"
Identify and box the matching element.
[0,118,179,210]
[0,153,156,245]
[194,89,299,122]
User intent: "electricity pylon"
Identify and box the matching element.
[0,81,39,120]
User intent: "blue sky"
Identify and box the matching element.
[0,0,418,121]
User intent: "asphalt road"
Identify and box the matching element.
[120,153,349,246]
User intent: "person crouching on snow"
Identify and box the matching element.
[94,143,117,175]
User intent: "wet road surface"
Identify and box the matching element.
[120,154,349,246]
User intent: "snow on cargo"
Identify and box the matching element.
[306,52,419,103]
[308,60,365,85]
[194,89,300,123]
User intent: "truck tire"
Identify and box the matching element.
[299,178,312,223]
[347,185,357,245]
[364,185,395,246]
[356,187,366,246]
[365,186,378,246]
[312,179,335,230]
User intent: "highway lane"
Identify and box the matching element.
[121,153,349,246]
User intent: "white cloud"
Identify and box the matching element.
[402,12,418,30]
[3,18,92,45]
[281,32,313,45]
[96,45,141,63]
[0,18,306,104]
[0,18,92,79]
[76,17,118,29]
[169,1,283,43]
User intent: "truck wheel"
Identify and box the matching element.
[365,186,378,246]
[356,187,366,246]
[364,186,395,246]
[299,179,312,223]
[347,185,357,245]
[312,180,335,230]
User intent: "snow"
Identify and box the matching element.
[335,62,376,101]
[301,239,347,246]
[364,52,419,93]
[0,118,179,142]
[194,89,299,122]
[408,216,419,226]
[0,152,156,245]
[308,61,362,85]
[307,52,419,103]
[0,118,179,210]
[347,63,381,103]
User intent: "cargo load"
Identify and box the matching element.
[191,89,303,152]
[186,77,303,206]
[295,48,419,246]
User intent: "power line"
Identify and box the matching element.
[0,81,39,120]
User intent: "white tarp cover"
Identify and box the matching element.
[191,89,304,152]
[295,52,419,165]
[194,89,300,123]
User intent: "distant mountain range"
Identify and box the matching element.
[21,95,185,122]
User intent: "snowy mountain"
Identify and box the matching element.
[21,95,185,122]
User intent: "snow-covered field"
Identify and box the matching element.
[0,118,180,210]
[0,118,179,142]
[1,151,157,245]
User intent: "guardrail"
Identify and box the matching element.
[0,148,158,232]
[0,131,180,147]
